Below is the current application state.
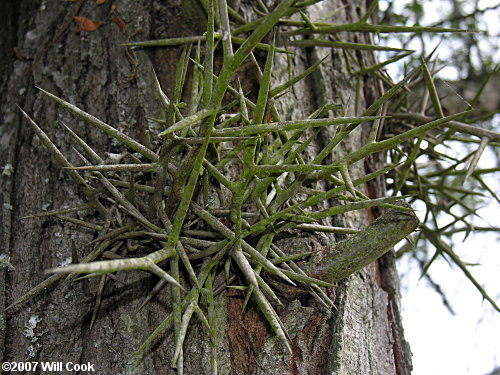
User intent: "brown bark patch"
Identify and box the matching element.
[226,288,269,375]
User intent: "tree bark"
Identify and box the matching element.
[0,1,412,374]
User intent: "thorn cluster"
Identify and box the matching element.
[12,0,500,371]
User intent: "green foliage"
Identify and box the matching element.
[10,0,500,371]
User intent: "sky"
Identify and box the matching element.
[377,1,500,374]
[399,219,500,375]
[395,136,500,375]
[397,127,500,375]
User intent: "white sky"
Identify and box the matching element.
[399,214,500,375]
[378,1,500,374]
[396,141,500,375]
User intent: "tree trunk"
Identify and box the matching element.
[0,1,412,374]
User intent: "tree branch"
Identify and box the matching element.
[302,201,419,283]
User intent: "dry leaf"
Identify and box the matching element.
[110,4,116,13]
[13,47,24,60]
[96,0,106,4]
[113,15,126,33]
[73,16,103,32]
